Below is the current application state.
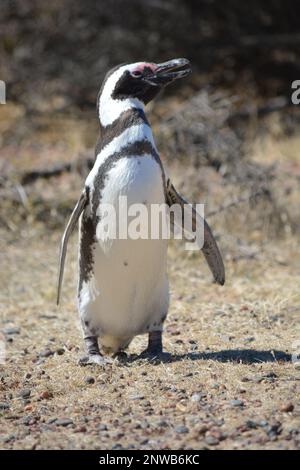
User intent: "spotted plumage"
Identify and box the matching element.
[57,59,225,366]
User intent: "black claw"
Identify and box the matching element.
[113,351,128,363]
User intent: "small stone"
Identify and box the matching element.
[24,373,32,380]
[55,418,73,427]
[259,420,268,428]
[97,424,108,431]
[24,405,33,412]
[191,393,201,402]
[205,435,219,445]
[85,376,95,385]
[196,424,209,435]
[76,426,87,433]
[129,394,144,400]
[230,399,244,407]
[175,425,189,434]
[18,388,31,399]
[47,418,57,424]
[158,420,169,428]
[143,400,151,407]
[266,421,282,438]
[280,402,294,412]
[2,327,20,335]
[0,402,9,410]
[39,349,54,358]
[39,391,52,400]
[245,420,258,429]
[21,416,32,425]
[56,348,65,355]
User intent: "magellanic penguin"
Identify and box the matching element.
[57,59,225,366]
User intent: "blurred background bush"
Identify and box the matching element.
[1,0,300,242]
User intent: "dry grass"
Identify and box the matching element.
[0,229,299,450]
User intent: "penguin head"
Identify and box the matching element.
[98,59,191,126]
[110,58,191,103]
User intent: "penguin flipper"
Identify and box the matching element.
[57,190,88,305]
[166,179,225,286]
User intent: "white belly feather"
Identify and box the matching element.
[78,154,169,351]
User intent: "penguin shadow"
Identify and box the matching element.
[126,349,292,365]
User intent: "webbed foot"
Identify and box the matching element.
[79,354,113,366]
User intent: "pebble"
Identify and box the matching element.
[157,420,169,428]
[175,425,189,434]
[39,391,52,400]
[129,394,144,400]
[191,393,201,402]
[230,399,244,407]
[21,416,31,425]
[280,402,294,412]
[0,402,9,410]
[245,420,258,429]
[259,420,268,428]
[85,376,95,385]
[266,421,282,438]
[18,388,31,399]
[97,424,108,431]
[24,405,33,412]
[39,349,54,358]
[196,424,209,435]
[2,327,20,335]
[47,418,57,424]
[205,435,219,445]
[55,418,73,427]
[56,348,65,355]
[79,426,88,432]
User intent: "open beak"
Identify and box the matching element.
[144,58,191,86]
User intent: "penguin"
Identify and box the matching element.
[57,58,225,366]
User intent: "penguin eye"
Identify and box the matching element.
[131,70,143,78]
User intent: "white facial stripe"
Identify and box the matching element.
[86,123,157,189]
[100,97,144,127]
[99,63,146,127]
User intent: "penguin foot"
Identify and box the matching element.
[138,331,170,362]
[78,354,113,367]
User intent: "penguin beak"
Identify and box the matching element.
[144,58,191,86]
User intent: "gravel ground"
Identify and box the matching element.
[0,230,299,450]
